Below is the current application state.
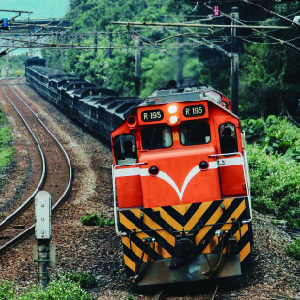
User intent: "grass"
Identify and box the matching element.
[81,213,114,227]
[0,276,92,299]
[65,271,98,289]
[0,108,14,173]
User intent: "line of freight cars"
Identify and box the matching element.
[25,58,253,286]
[25,60,142,142]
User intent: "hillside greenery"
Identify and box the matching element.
[243,116,300,230]
[39,0,300,119]
[0,54,28,78]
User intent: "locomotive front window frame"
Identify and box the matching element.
[179,120,211,146]
[141,125,173,150]
[219,122,238,154]
[113,134,137,165]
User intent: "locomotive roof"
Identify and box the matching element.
[142,84,226,107]
[27,65,66,78]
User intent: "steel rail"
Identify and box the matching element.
[153,290,165,300]
[210,284,219,300]
[9,84,73,210]
[0,81,46,229]
[0,80,72,252]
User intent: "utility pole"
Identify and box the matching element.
[177,28,183,85]
[94,31,98,58]
[135,36,141,97]
[231,7,239,115]
[5,50,9,78]
[108,29,113,58]
[60,50,65,71]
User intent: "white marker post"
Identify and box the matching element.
[34,191,53,288]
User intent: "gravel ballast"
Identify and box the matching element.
[0,79,299,299]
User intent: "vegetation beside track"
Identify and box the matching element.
[0,276,92,300]
[0,106,14,174]
[243,116,300,231]
[285,238,300,261]
[81,213,114,227]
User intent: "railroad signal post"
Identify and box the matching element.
[34,191,55,288]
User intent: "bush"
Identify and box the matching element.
[243,115,300,161]
[0,276,92,300]
[247,145,300,229]
[81,213,114,227]
[65,271,97,289]
[285,238,300,261]
[0,281,15,300]
[243,116,300,230]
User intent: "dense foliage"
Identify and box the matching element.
[243,116,300,230]
[40,0,300,118]
[285,238,300,261]
[0,276,92,300]
[0,54,28,78]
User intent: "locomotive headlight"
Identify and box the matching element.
[169,115,178,125]
[168,104,178,114]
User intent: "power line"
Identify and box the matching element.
[241,0,300,28]
[202,3,300,53]
[113,21,290,30]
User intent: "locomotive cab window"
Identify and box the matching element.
[113,134,137,165]
[219,123,238,154]
[141,125,172,150]
[179,121,211,146]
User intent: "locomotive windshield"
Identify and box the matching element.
[179,121,211,146]
[141,125,172,150]
[113,134,137,165]
[219,123,238,154]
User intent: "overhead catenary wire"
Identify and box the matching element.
[241,0,300,28]
[202,3,300,54]
[113,21,290,30]
[241,34,300,44]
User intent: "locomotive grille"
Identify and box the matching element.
[119,197,253,277]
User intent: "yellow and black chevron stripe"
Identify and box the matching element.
[118,197,253,278]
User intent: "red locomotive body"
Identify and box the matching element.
[111,85,253,285]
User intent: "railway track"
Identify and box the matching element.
[0,79,72,252]
[152,284,220,300]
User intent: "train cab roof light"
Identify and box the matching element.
[169,115,178,125]
[168,104,178,114]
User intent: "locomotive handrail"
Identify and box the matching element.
[115,162,147,167]
[210,152,252,224]
[112,165,127,236]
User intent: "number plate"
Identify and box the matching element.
[141,110,164,122]
[183,105,205,117]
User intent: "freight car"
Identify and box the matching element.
[25,64,141,137]
[25,61,253,286]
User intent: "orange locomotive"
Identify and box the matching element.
[111,83,253,285]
